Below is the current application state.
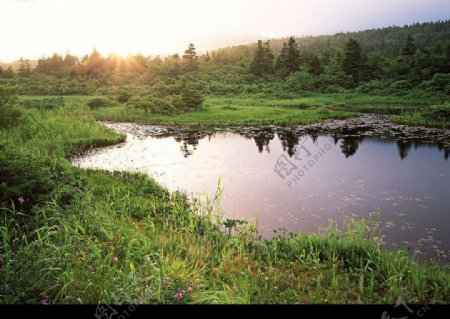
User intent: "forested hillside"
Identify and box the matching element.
[0,20,448,102]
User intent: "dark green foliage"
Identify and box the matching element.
[0,146,82,209]
[445,42,450,59]
[0,85,23,128]
[276,37,300,77]
[222,105,241,111]
[4,66,14,79]
[417,73,450,94]
[389,80,414,94]
[128,95,175,114]
[177,86,204,110]
[0,21,449,98]
[17,58,31,78]
[402,35,417,59]
[87,97,115,109]
[250,40,274,76]
[22,97,65,110]
[308,55,323,76]
[182,43,199,72]
[342,38,364,85]
[116,91,131,103]
[423,103,450,122]
[285,69,316,92]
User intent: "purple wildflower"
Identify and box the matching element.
[175,288,184,301]
[18,196,25,207]
[187,284,195,293]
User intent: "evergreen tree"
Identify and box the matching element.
[86,49,105,79]
[308,55,323,76]
[263,41,274,73]
[400,35,417,68]
[444,42,450,59]
[402,35,417,58]
[182,43,199,72]
[18,58,31,77]
[275,42,288,72]
[276,37,300,77]
[204,51,211,62]
[250,40,273,76]
[4,66,14,78]
[0,66,3,78]
[342,38,364,84]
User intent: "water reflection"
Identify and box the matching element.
[240,130,275,154]
[340,136,363,158]
[73,126,450,261]
[168,130,448,161]
[397,140,412,160]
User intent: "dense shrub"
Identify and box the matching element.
[128,95,176,114]
[177,87,204,110]
[285,70,316,92]
[22,97,65,109]
[0,145,82,210]
[116,91,131,103]
[423,103,450,121]
[355,80,392,94]
[417,73,450,94]
[388,80,414,95]
[323,84,347,94]
[0,85,24,128]
[87,97,116,109]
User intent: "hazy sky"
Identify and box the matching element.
[1,0,449,62]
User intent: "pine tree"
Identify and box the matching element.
[275,42,288,72]
[182,43,199,72]
[18,58,31,77]
[204,51,211,62]
[402,35,417,58]
[262,41,274,73]
[86,49,105,79]
[276,37,300,77]
[444,42,450,59]
[342,38,364,84]
[4,66,14,78]
[400,35,417,67]
[250,40,273,76]
[308,55,323,76]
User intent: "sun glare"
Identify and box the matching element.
[1,0,449,61]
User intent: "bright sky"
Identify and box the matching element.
[1,0,449,62]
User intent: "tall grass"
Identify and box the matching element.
[0,106,448,304]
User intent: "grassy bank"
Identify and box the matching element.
[1,107,449,304]
[19,94,450,128]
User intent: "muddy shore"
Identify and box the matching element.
[98,114,450,149]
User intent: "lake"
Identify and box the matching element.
[73,117,450,261]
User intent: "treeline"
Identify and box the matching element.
[0,20,449,98]
[249,35,450,90]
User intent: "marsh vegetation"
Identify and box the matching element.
[1,20,449,304]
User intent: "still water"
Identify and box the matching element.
[73,125,449,260]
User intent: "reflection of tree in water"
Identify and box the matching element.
[253,132,274,153]
[309,132,319,144]
[396,140,412,160]
[436,144,449,160]
[171,129,449,161]
[277,131,301,157]
[340,136,362,158]
[174,132,207,158]
[332,134,340,145]
[239,129,275,154]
